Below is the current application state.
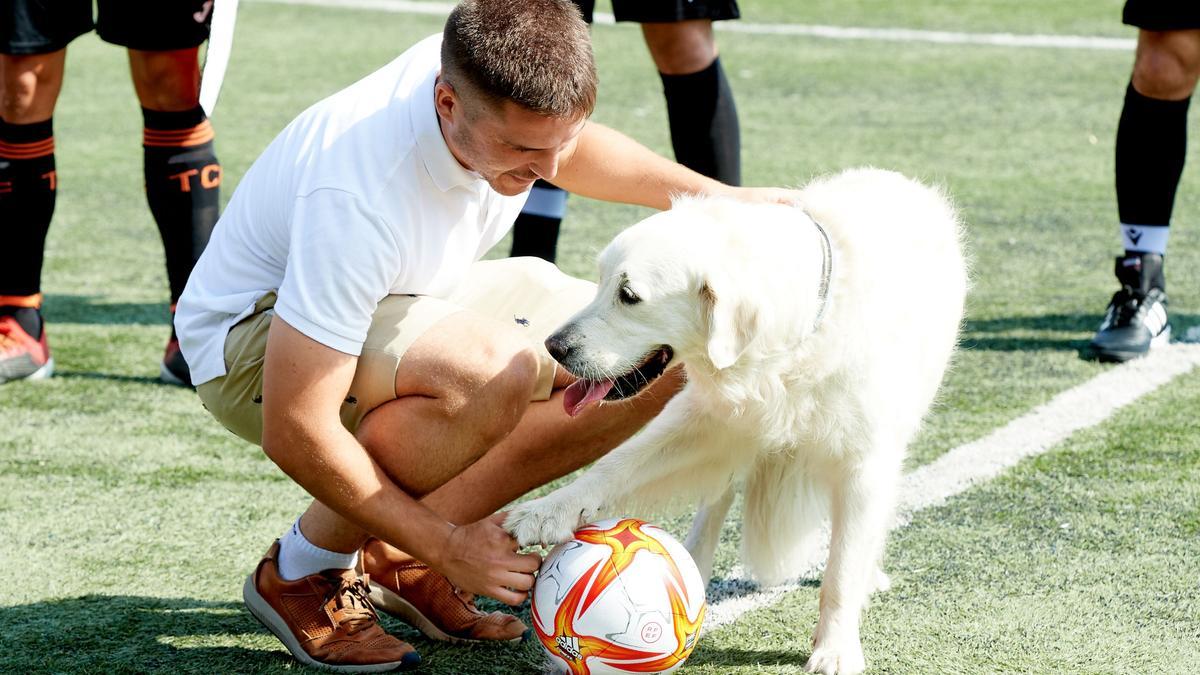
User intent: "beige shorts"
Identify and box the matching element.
[196,257,596,446]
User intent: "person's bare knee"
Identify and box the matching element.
[354,315,543,496]
[127,48,201,111]
[434,343,540,456]
[398,317,541,433]
[0,51,65,123]
[375,338,539,446]
[468,341,541,437]
[1132,30,1200,100]
[640,20,718,75]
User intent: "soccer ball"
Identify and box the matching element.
[530,517,707,674]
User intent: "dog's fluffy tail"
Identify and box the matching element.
[741,455,829,586]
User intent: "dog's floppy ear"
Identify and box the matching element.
[701,273,758,370]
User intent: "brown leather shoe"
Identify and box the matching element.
[243,541,421,672]
[361,538,529,643]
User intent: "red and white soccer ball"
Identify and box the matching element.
[531,518,707,674]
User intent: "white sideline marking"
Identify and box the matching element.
[250,0,1134,52]
[716,23,1133,51]
[705,343,1200,628]
[255,0,452,16]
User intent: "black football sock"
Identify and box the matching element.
[1115,82,1189,258]
[659,57,741,185]
[0,118,57,300]
[143,106,221,304]
[511,180,568,262]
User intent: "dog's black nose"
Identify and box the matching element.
[544,332,573,363]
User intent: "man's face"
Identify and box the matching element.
[435,79,587,196]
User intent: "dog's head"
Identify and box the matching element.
[549,197,776,416]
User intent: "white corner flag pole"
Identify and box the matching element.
[199,0,241,116]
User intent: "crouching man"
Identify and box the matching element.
[176,0,798,669]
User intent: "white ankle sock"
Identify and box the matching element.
[1120,223,1169,255]
[276,518,360,581]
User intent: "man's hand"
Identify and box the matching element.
[439,513,542,605]
[725,185,805,207]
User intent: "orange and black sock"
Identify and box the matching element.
[0,118,57,327]
[142,106,220,306]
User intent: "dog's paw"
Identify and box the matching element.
[504,493,598,547]
[804,642,866,675]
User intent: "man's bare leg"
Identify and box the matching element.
[356,365,682,642]
[293,311,546,552]
[285,308,682,642]
[422,366,685,524]
[298,309,685,549]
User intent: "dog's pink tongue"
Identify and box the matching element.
[563,379,615,417]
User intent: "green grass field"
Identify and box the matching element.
[3,0,1199,672]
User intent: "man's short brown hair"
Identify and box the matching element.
[441,0,597,119]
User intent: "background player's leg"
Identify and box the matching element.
[642,20,741,185]
[129,47,221,385]
[1091,29,1200,362]
[0,50,64,383]
[1116,29,1199,261]
[509,179,567,262]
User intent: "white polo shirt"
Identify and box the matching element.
[176,34,530,387]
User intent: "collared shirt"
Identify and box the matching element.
[176,34,530,386]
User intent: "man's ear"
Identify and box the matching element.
[701,273,758,370]
[433,78,459,123]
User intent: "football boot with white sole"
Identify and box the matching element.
[1089,253,1170,362]
[0,310,52,384]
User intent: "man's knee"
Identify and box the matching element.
[450,336,542,441]
[0,53,64,122]
[640,21,718,75]
[128,48,201,111]
[1132,31,1200,100]
[396,322,543,443]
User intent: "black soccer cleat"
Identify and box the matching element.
[160,336,193,387]
[1089,253,1170,363]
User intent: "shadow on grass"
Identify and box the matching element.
[0,595,541,674]
[0,595,298,673]
[688,646,812,669]
[43,294,170,326]
[677,576,820,668]
[0,588,827,672]
[961,312,1199,353]
[706,575,821,604]
[53,370,174,386]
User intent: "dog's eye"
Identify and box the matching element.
[618,285,642,305]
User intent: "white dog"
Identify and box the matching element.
[505,168,967,674]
